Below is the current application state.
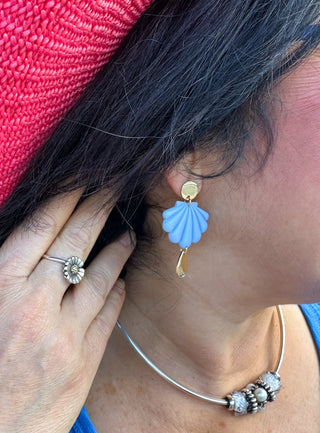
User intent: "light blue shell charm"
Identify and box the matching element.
[162,201,209,249]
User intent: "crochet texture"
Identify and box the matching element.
[0,0,153,205]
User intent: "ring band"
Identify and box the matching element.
[42,254,85,284]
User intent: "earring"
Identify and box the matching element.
[162,181,209,278]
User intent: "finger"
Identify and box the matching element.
[61,231,135,332]
[31,190,116,297]
[83,281,126,377]
[0,189,83,275]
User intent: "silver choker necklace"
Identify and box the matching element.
[116,305,285,416]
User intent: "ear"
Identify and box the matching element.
[165,152,203,198]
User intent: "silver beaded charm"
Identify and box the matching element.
[227,371,282,415]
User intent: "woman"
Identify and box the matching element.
[0,1,320,432]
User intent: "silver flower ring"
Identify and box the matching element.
[42,254,85,284]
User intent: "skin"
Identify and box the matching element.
[0,190,135,433]
[85,49,320,432]
[0,44,319,433]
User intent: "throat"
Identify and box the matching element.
[116,307,284,416]
[115,286,282,401]
[86,306,320,433]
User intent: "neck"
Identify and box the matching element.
[117,232,282,399]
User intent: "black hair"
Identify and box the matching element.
[1,1,319,256]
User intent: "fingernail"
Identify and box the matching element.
[114,279,126,294]
[119,231,136,248]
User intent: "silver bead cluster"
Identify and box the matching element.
[226,371,281,416]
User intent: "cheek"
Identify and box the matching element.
[247,54,320,302]
[213,54,320,304]
[268,53,320,233]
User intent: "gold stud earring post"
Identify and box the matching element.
[181,181,198,201]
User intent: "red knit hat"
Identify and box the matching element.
[0,0,154,205]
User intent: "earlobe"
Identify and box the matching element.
[165,153,203,198]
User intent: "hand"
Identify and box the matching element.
[0,189,135,433]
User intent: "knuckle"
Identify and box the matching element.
[0,263,25,288]
[103,267,116,287]
[93,291,124,338]
[94,314,115,337]
[0,248,32,280]
[87,270,113,304]
[62,225,91,255]
[23,212,58,238]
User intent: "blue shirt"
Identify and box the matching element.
[70,406,97,433]
[70,303,320,432]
